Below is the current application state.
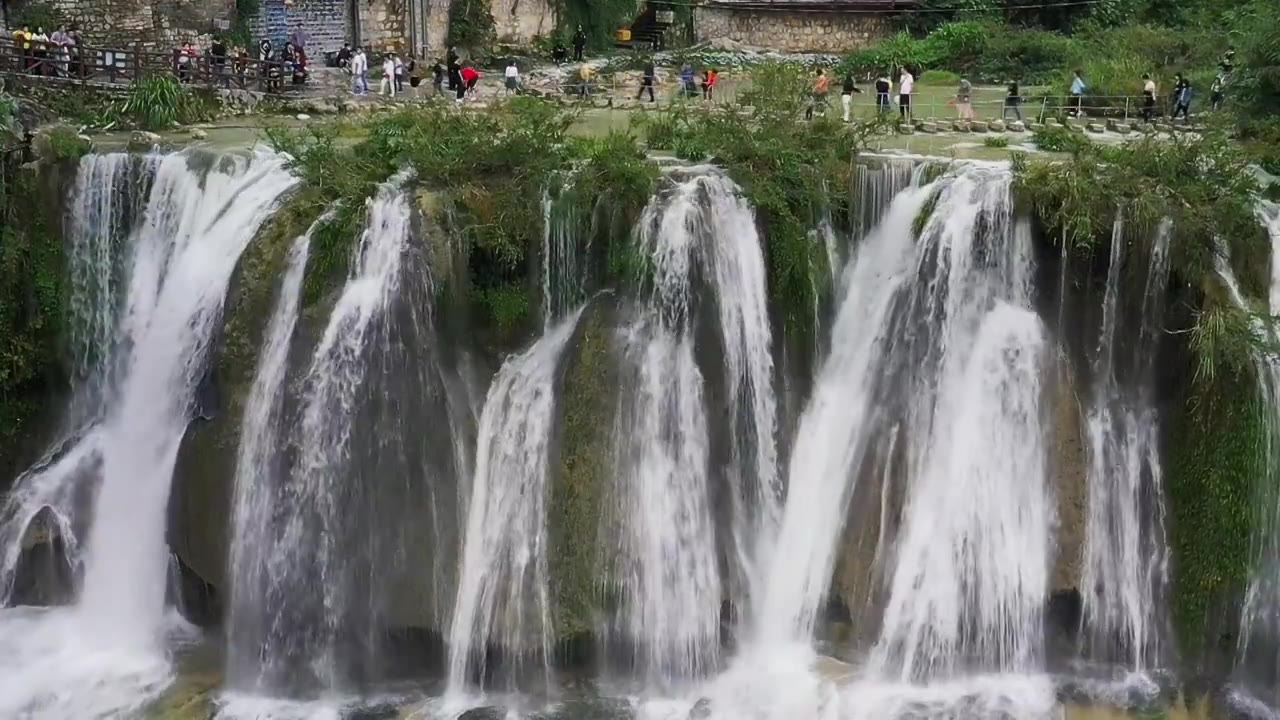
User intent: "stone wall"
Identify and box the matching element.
[357,0,408,52]
[693,7,889,53]
[46,0,234,48]
[249,0,350,55]
[490,0,555,45]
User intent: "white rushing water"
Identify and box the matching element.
[275,175,414,694]
[1080,217,1171,673]
[756,165,933,645]
[223,218,318,693]
[542,189,583,325]
[603,168,779,685]
[0,150,296,719]
[1234,201,1280,710]
[868,166,1047,684]
[446,308,585,698]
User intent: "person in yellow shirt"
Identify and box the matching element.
[13,26,32,73]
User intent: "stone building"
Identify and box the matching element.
[248,0,556,58]
[693,0,913,53]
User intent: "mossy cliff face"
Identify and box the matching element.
[547,298,620,649]
[1168,365,1265,666]
[0,146,78,492]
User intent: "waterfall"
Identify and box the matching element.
[1080,217,1172,672]
[542,189,583,325]
[446,308,585,697]
[1234,200,1280,709]
[867,166,1047,683]
[852,157,921,240]
[757,164,933,645]
[223,219,316,693]
[603,168,778,683]
[0,154,155,605]
[78,150,297,643]
[0,150,296,719]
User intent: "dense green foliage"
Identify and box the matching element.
[119,76,213,131]
[635,63,877,340]
[0,100,64,457]
[554,0,639,49]
[1168,367,1265,655]
[447,0,496,50]
[269,100,656,339]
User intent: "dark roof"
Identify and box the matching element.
[704,0,917,9]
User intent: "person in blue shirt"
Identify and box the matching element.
[680,63,695,98]
[1069,70,1086,117]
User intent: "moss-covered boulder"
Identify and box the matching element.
[145,671,219,720]
[547,297,621,650]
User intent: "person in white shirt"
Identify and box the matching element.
[504,59,520,95]
[350,48,368,95]
[898,67,914,120]
[380,54,397,97]
[1141,73,1156,122]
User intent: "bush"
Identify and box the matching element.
[983,135,1009,148]
[116,75,211,130]
[447,0,496,49]
[919,69,960,86]
[1031,125,1092,154]
[9,0,64,31]
[972,28,1084,83]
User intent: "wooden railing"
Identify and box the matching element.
[0,38,299,94]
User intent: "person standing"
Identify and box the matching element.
[1210,72,1226,111]
[680,63,694,98]
[351,47,369,95]
[1172,72,1192,121]
[955,75,974,120]
[446,47,460,90]
[577,62,593,98]
[1069,69,1086,117]
[394,53,406,93]
[380,54,397,96]
[572,25,587,62]
[841,71,862,122]
[336,42,352,70]
[431,58,446,97]
[504,58,520,95]
[874,72,892,114]
[211,36,228,86]
[1003,81,1022,121]
[637,57,656,102]
[806,68,830,120]
[898,67,914,120]
[1141,73,1157,123]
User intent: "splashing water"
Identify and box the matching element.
[0,150,296,719]
[1080,217,1171,674]
[446,308,585,698]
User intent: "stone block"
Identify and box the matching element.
[1007,120,1026,132]
[969,120,988,132]
[1086,122,1105,133]
[989,119,1006,132]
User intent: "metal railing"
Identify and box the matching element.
[0,38,297,93]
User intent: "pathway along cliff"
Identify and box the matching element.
[0,141,1277,720]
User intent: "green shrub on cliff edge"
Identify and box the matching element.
[268,100,656,340]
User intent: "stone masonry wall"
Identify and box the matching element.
[358,0,407,52]
[490,0,555,45]
[694,7,889,53]
[249,0,350,55]
[48,0,235,48]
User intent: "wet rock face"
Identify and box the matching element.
[1050,351,1087,595]
[10,518,76,608]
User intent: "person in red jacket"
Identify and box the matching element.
[458,65,481,102]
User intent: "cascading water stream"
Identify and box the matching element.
[756,164,933,646]
[223,217,318,694]
[605,168,779,685]
[1232,200,1280,711]
[867,166,1047,685]
[0,150,297,719]
[1079,217,1171,675]
[0,154,155,605]
[446,308,585,698]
